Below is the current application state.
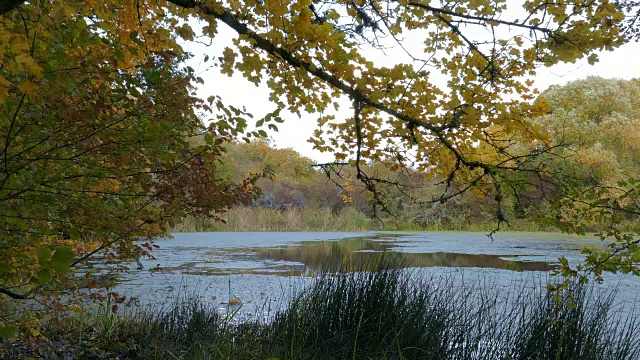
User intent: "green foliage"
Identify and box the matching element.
[0,325,18,339]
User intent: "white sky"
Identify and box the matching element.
[183,19,640,163]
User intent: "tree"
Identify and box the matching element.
[220,139,317,184]
[1,0,639,302]
[0,6,263,306]
[520,78,640,283]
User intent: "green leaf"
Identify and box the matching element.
[34,269,52,284]
[256,119,264,127]
[50,247,74,274]
[559,257,569,267]
[203,133,213,145]
[36,247,51,264]
[0,262,11,275]
[0,326,18,339]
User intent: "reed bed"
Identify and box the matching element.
[171,206,552,233]
[172,207,372,232]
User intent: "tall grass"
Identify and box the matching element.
[507,284,640,359]
[36,261,640,359]
[381,219,556,232]
[268,261,640,359]
[172,206,554,233]
[173,206,372,232]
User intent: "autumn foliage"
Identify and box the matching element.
[0,3,262,308]
[1,0,640,334]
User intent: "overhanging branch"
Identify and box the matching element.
[166,0,498,178]
[0,287,29,300]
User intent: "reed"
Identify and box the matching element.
[172,206,555,233]
[172,206,372,232]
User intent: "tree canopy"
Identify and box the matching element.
[0,2,269,303]
[1,0,640,308]
[530,77,640,282]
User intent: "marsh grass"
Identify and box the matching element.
[36,260,640,359]
[172,206,553,233]
[173,207,372,232]
[382,219,552,232]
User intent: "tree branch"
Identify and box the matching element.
[407,3,553,35]
[0,287,29,300]
[166,0,502,182]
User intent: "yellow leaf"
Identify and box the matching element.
[18,81,38,95]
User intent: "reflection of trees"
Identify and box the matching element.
[252,238,555,274]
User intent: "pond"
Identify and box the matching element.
[107,232,640,319]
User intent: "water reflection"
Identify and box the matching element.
[196,236,556,276]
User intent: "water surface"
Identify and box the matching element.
[105,232,638,318]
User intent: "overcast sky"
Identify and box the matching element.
[183,20,640,162]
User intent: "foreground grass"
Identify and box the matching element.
[172,206,554,233]
[8,261,639,359]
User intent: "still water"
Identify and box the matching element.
[108,232,639,317]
